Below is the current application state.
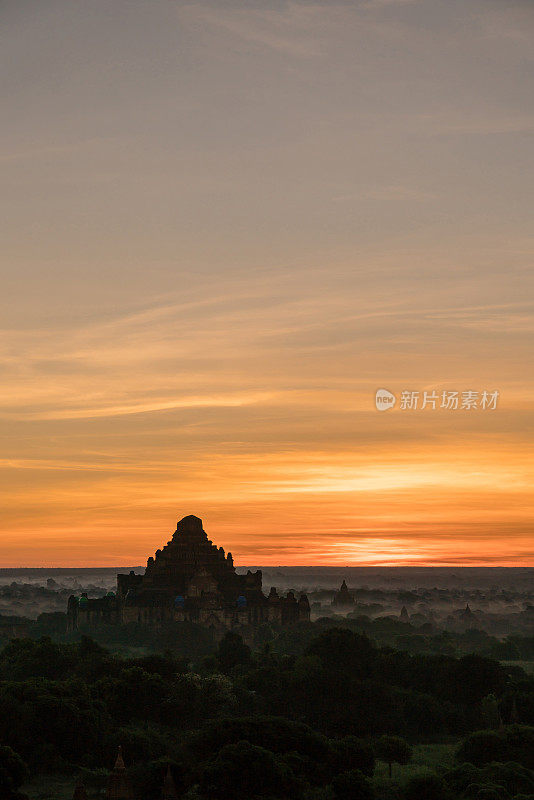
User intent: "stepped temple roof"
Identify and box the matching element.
[120,515,255,604]
[68,515,310,631]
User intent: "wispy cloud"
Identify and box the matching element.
[180,3,325,57]
[17,392,277,421]
[0,288,531,421]
[1,0,533,565]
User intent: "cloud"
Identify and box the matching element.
[17,392,277,421]
[180,3,325,56]
[1,0,533,565]
[0,282,531,422]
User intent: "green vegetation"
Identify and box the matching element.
[502,661,534,676]
[20,775,74,800]
[5,608,534,665]
[0,626,529,799]
[374,735,413,778]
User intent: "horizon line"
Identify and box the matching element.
[1,564,533,570]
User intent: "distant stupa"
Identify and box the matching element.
[332,579,355,607]
[460,603,474,621]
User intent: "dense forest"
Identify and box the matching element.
[1,623,533,800]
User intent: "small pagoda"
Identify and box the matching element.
[331,579,355,608]
[107,747,134,800]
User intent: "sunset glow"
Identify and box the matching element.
[1,0,533,566]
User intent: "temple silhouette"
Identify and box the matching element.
[67,515,310,632]
[71,747,178,800]
[331,579,355,608]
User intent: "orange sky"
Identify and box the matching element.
[1,0,533,566]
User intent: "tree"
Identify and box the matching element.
[456,726,534,770]
[328,737,375,778]
[0,637,75,681]
[128,759,184,800]
[444,761,534,798]
[374,735,412,779]
[187,715,331,784]
[331,769,374,800]
[456,730,503,767]
[217,633,251,673]
[305,629,374,679]
[468,788,505,800]
[444,655,506,706]
[199,740,300,800]
[481,694,501,729]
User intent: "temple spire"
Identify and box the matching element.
[114,745,126,771]
[162,764,179,800]
[107,746,134,800]
[331,579,355,607]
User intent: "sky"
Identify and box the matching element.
[1,0,533,567]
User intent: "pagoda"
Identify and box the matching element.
[68,515,310,633]
[161,765,179,800]
[106,747,134,800]
[331,579,355,608]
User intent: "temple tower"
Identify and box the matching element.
[161,764,179,800]
[106,747,134,800]
[331,579,355,608]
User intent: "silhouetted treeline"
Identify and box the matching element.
[0,628,533,799]
[4,609,534,668]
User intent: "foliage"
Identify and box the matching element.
[0,627,531,800]
[128,759,184,800]
[456,726,534,770]
[187,715,333,784]
[217,632,251,672]
[444,761,534,798]
[198,740,301,800]
[328,736,375,778]
[374,736,412,778]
